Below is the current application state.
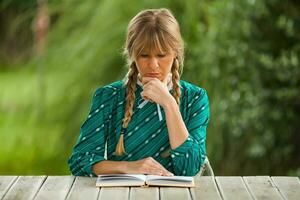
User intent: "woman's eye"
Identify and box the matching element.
[158,54,166,57]
[141,54,148,57]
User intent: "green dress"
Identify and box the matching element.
[68,79,210,177]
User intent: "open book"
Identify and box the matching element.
[96,174,195,187]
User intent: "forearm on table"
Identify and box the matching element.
[92,160,128,175]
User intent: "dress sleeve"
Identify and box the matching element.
[169,88,210,176]
[68,87,113,177]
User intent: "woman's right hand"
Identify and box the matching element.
[125,157,174,176]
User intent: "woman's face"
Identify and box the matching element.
[135,49,176,82]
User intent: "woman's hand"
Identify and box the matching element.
[140,74,175,108]
[125,157,174,176]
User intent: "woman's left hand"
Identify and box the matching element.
[140,74,175,108]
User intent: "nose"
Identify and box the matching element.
[148,57,159,69]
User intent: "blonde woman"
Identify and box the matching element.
[68,8,210,177]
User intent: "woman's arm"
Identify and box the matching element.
[162,88,210,176]
[92,160,128,174]
[68,87,112,177]
[162,98,189,149]
[92,157,173,176]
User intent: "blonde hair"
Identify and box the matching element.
[114,8,185,156]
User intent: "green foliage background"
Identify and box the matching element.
[0,0,299,175]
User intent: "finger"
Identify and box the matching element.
[141,91,152,102]
[141,76,156,85]
[150,157,166,169]
[148,167,165,176]
[142,82,151,91]
[141,77,151,85]
[148,166,171,176]
[150,158,173,176]
[143,81,159,92]
[141,165,162,175]
[144,157,169,174]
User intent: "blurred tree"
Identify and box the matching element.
[0,0,36,68]
[32,0,49,118]
[182,0,300,175]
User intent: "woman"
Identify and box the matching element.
[68,8,210,177]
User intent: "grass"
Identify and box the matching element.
[0,68,70,175]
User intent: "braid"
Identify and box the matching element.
[114,63,138,156]
[123,65,138,127]
[171,58,181,105]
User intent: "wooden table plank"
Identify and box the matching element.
[2,176,46,200]
[191,176,222,200]
[0,176,18,199]
[160,187,191,200]
[98,187,129,200]
[216,176,253,200]
[66,177,99,200]
[243,176,283,200]
[34,176,75,200]
[0,176,299,200]
[130,187,159,200]
[271,176,300,200]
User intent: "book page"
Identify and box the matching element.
[145,175,195,187]
[97,174,146,181]
[96,174,147,187]
[146,175,193,182]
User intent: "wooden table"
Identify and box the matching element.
[0,175,299,200]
